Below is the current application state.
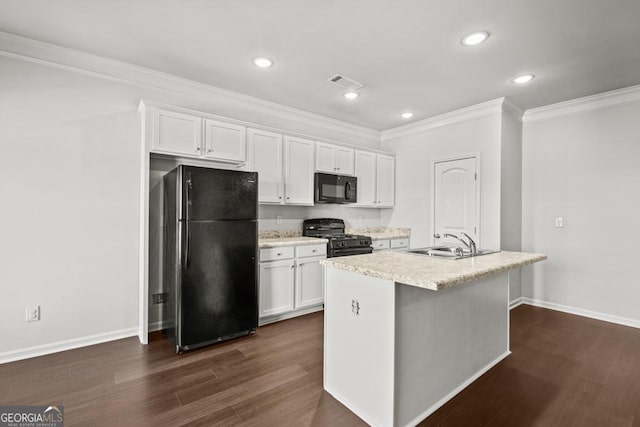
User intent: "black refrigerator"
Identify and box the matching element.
[163,165,258,353]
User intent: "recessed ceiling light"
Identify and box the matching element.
[253,57,273,68]
[512,74,535,84]
[344,91,359,100]
[461,31,489,46]
[401,112,414,119]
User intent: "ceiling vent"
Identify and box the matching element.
[327,74,364,91]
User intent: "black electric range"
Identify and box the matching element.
[302,218,373,258]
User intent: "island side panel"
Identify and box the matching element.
[324,267,396,427]
[394,272,510,427]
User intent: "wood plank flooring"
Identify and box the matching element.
[1,305,639,426]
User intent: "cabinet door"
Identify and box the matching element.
[250,128,283,204]
[259,259,295,318]
[315,142,336,173]
[335,146,355,175]
[284,136,315,205]
[203,119,246,163]
[355,150,377,207]
[376,154,395,207]
[295,256,325,309]
[152,108,202,156]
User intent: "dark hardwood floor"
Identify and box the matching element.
[1,305,639,426]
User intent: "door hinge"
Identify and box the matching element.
[474,226,477,234]
[474,172,477,180]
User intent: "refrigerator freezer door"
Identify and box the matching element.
[178,220,258,350]
[181,166,257,221]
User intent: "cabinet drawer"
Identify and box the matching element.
[390,238,409,249]
[260,246,294,262]
[296,244,327,258]
[372,239,390,251]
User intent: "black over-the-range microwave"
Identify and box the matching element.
[314,173,357,204]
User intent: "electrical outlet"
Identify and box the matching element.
[276,215,282,225]
[152,292,168,304]
[26,306,40,322]
[555,217,564,228]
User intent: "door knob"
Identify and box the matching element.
[434,233,441,238]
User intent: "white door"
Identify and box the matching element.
[335,147,355,175]
[203,119,246,163]
[152,108,202,157]
[284,136,315,205]
[259,259,295,317]
[433,157,478,247]
[376,154,395,207]
[250,128,283,204]
[295,256,324,309]
[315,142,336,173]
[355,150,376,207]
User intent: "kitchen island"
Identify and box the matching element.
[320,250,546,427]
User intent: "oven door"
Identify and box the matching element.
[314,173,357,204]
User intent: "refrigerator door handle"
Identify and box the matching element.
[185,173,193,269]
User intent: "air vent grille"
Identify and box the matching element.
[327,74,364,91]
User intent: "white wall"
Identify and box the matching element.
[0,54,381,361]
[500,112,523,300]
[0,56,143,358]
[522,100,640,323]
[381,113,503,250]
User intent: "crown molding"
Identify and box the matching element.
[381,98,506,142]
[0,31,379,142]
[523,84,640,123]
[501,98,524,121]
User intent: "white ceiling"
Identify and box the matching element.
[1,0,639,130]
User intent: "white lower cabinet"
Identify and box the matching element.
[295,256,325,309]
[259,244,326,324]
[372,237,410,251]
[259,259,295,317]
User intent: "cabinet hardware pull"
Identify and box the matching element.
[195,147,201,151]
[286,197,290,200]
[277,253,282,256]
[311,249,316,252]
[351,299,360,316]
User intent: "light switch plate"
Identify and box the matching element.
[555,217,564,228]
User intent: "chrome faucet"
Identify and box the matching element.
[443,232,477,254]
[461,232,477,254]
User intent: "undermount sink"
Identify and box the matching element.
[408,246,499,260]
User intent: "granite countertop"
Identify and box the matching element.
[320,250,546,291]
[259,236,327,248]
[346,227,411,240]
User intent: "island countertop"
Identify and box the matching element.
[320,250,546,291]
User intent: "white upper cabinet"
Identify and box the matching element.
[203,119,246,163]
[148,106,247,164]
[152,109,202,157]
[249,128,283,204]
[336,146,355,175]
[376,154,395,207]
[251,130,314,206]
[315,142,355,175]
[284,136,315,205]
[355,150,395,208]
[355,151,377,207]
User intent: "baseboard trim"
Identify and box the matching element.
[509,297,524,310]
[404,350,512,427]
[258,305,324,326]
[0,327,139,364]
[521,298,640,329]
